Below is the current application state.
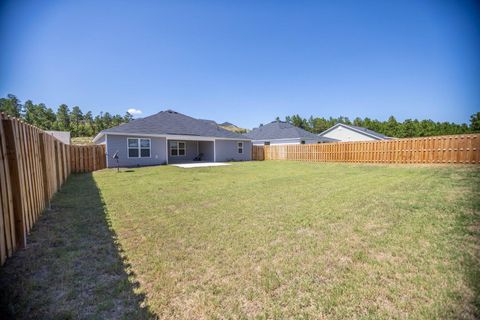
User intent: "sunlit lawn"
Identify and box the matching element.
[1,161,479,319]
[98,161,479,319]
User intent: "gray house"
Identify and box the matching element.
[92,110,252,167]
[244,120,336,145]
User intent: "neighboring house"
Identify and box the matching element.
[318,123,391,142]
[45,131,71,145]
[244,120,337,145]
[92,110,252,167]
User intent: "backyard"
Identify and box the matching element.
[0,161,479,319]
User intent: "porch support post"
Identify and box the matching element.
[105,134,109,168]
[165,138,169,164]
[213,139,216,162]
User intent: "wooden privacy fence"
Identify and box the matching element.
[252,134,480,164]
[252,145,265,161]
[0,113,106,266]
[70,144,107,172]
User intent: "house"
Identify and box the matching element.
[244,120,337,145]
[318,123,391,142]
[45,131,71,145]
[92,110,252,167]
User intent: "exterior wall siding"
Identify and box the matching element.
[104,135,252,166]
[321,127,377,142]
[215,139,252,161]
[106,134,167,167]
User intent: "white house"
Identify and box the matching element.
[318,123,391,142]
[45,131,71,145]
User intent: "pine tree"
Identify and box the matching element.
[0,94,22,118]
[56,104,71,131]
[70,106,83,136]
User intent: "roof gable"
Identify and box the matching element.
[318,123,391,140]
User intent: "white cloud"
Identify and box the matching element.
[127,108,142,115]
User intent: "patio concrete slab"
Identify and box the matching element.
[170,162,231,168]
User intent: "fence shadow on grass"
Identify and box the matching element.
[0,173,155,319]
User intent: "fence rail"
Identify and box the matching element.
[0,114,106,266]
[252,134,480,164]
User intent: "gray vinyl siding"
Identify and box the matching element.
[104,135,251,166]
[106,134,167,167]
[215,139,252,161]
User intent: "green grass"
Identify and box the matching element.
[1,161,479,319]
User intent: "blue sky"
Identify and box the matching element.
[0,0,478,129]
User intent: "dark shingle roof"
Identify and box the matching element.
[101,110,246,139]
[244,121,337,142]
[319,123,391,140]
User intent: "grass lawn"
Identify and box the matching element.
[1,161,479,319]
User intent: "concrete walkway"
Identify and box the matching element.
[170,162,231,168]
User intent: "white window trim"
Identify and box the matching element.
[237,141,244,154]
[169,140,187,157]
[127,137,151,158]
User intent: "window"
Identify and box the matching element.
[128,138,150,158]
[237,142,244,154]
[264,141,270,146]
[170,141,186,156]
[140,139,151,157]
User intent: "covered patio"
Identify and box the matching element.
[167,139,215,164]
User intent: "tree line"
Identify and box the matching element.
[0,94,133,137]
[280,112,480,138]
[1,93,478,138]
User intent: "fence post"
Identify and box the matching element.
[2,118,27,249]
[38,133,50,208]
[0,114,16,260]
